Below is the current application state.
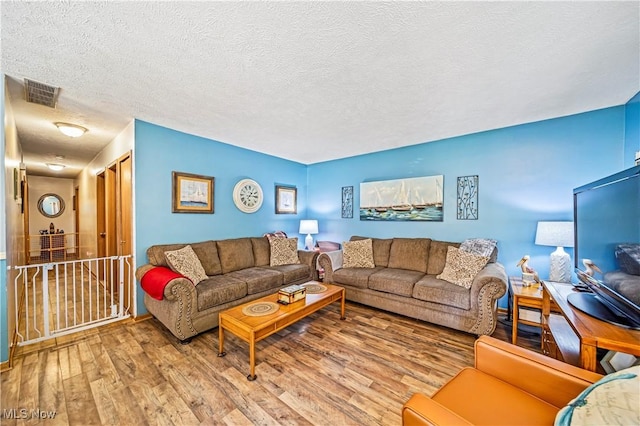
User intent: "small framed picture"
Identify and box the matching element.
[342,186,353,218]
[172,171,214,213]
[275,185,297,214]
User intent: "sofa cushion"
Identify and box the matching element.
[217,238,255,274]
[228,267,284,295]
[343,239,375,268]
[265,264,310,284]
[368,268,424,297]
[388,238,431,273]
[413,275,471,310]
[251,237,271,267]
[351,236,393,267]
[196,275,247,311]
[428,240,461,275]
[147,240,222,276]
[333,267,382,289]
[437,246,490,289]
[270,238,300,266]
[164,245,208,285]
[460,238,498,260]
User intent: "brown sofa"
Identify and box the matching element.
[136,237,318,342]
[402,336,602,425]
[317,236,507,335]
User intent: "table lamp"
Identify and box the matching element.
[535,221,574,283]
[299,220,318,250]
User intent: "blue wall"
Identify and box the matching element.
[307,107,627,307]
[624,91,640,168]
[134,120,308,314]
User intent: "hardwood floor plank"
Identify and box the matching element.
[108,385,148,426]
[63,374,101,425]
[2,302,542,426]
[152,382,201,425]
[0,356,22,426]
[89,378,119,425]
[39,350,69,425]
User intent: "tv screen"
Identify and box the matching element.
[573,165,640,329]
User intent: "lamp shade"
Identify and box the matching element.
[535,221,574,283]
[535,221,574,248]
[299,220,318,235]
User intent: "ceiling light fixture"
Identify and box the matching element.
[46,163,65,171]
[55,122,87,138]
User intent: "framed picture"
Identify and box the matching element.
[13,168,18,200]
[172,171,214,214]
[457,175,478,220]
[275,185,297,214]
[360,175,443,221]
[342,186,353,218]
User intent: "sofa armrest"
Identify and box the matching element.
[298,250,320,280]
[402,393,473,426]
[474,336,602,407]
[317,250,343,282]
[467,262,508,335]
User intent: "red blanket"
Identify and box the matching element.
[141,266,185,300]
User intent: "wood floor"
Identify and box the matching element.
[1,302,540,425]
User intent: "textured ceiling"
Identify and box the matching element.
[2,2,639,178]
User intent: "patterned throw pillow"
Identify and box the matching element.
[270,238,300,266]
[342,239,375,268]
[460,238,497,258]
[164,245,208,285]
[437,246,490,289]
[555,365,639,426]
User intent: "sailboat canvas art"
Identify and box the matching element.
[360,175,443,221]
[172,171,214,213]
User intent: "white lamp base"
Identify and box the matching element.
[549,246,571,283]
[305,234,313,251]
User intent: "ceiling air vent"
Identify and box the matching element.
[24,78,60,108]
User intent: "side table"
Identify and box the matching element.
[509,276,544,346]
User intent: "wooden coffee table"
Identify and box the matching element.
[217,282,345,380]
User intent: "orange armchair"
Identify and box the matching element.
[402,336,603,426]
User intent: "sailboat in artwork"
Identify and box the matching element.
[391,181,412,211]
[434,178,443,208]
[412,188,427,210]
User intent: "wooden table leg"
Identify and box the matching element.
[340,289,346,320]
[217,322,226,357]
[511,295,519,345]
[580,344,598,372]
[248,330,257,381]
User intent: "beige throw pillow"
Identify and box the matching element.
[342,239,375,268]
[270,238,300,266]
[437,246,489,289]
[164,245,208,285]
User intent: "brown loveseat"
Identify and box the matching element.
[317,236,507,335]
[136,237,318,342]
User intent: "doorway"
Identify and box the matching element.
[96,151,134,313]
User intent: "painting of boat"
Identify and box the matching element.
[360,175,443,221]
[172,171,214,214]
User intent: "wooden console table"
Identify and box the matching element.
[541,280,640,372]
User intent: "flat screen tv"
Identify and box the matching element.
[572,165,640,330]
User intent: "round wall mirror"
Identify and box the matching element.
[37,193,65,218]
